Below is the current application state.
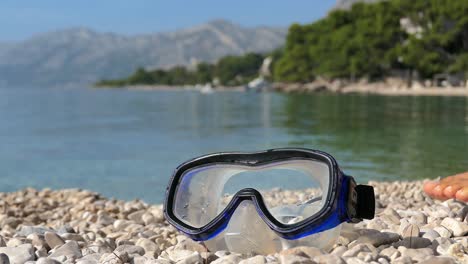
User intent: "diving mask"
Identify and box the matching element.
[164,148,375,254]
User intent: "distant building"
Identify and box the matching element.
[433,73,464,87]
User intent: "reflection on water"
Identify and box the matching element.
[282,94,468,182]
[0,87,466,203]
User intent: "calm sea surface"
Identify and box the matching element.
[0,87,467,203]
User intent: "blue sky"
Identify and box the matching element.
[0,0,335,42]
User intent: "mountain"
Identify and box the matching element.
[334,0,382,10]
[0,20,286,87]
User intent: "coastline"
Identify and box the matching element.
[98,80,468,97]
[0,180,466,263]
[272,79,468,97]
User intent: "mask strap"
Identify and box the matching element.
[346,177,375,222]
[354,185,375,220]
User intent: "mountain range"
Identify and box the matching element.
[334,0,381,10]
[0,20,286,87]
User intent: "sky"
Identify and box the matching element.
[0,0,336,42]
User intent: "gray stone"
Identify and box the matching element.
[398,247,433,262]
[355,231,400,247]
[239,255,266,264]
[379,247,397,258]
[211,254,244,264]
[345,257,367,264]
[409,212,427,225]
[392,237,432,249]
[175,252,202,264]
[35,247,48,258]
[57,225,75,235]
[342,244,377,258]
[97,212,115,226]
[127,210,145,224]
[36,257,62,264]
[61,233,85,242]
[132,255,151,264]
[313,254,345,264]
[76,253,100,264]
[433,237,454,255]
[173,238,207,253]
[377,257,389,264]
[419,257,457,264]
[277,255,315,264]
[166,250,196,262]
[99,251,130,264]
[279,246,325,259]
[401,224,420,238]
[330,246,347,257]
[135,238,160,257]
[422,229,441,240]
[392,256,413,264]
[45,231,65,249]
[114,244,145,256]
[0,244,35,264]
[49,241,83,259]
[27,233,47,249]
[0,253,9,264]
[16,226,52,236]
[200,252,218,263]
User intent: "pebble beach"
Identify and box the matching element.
[0,180,466,264]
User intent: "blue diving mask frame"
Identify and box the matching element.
[163,148,375,242]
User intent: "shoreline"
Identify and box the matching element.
[97,81,468,97]
[272,79,468,97]
[0,180,466,263]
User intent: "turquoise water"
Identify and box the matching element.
[0,87,467,203]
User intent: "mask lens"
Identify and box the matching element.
[173,159,330,228]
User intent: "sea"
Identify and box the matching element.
[0,87,467,203]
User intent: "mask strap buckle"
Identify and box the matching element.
[346,178,375,222]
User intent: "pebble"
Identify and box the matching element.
[278,254,315,264]
[422,229,441,240]
[0,244,35,264]
[279,246,325,258]
[354,231,400,247]
[0,181,464,264]
[49,241,82,259]
[44,232,65,249]
[398,247,433,262]
[393,237,432,249]
[212,254,243,264]
[434,226,453,238]
[446,243,468,262]
[419,256,457,264]
[99,251,130,264]
[173,238,207,253]
[239,255,266,264]
[441,218,468,237]
[16,226,52,236]
[401,223,420,238]
[0,254,9,264]
[313,254,345,264]
[114,244,145,256]
[342,243,378,258]
[36,257,62,264]
[176,252,202,264]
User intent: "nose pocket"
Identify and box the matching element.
[224,200,282,254]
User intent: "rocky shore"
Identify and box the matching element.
[272,78,468,97]
[0,180,466,264]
